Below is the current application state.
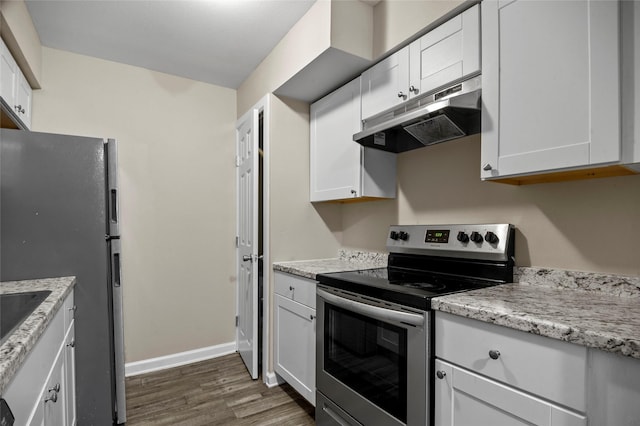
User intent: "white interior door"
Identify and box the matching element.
[236,108,259,379]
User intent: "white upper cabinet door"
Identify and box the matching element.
[409,4,480,99]
[16,70,32,128]
[310,77,362,202]
[361,46,410,121]
[1,38,18,110]
[311,77,396,202]
[481,0,621,179]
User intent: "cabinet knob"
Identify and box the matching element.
[14,104,25,114]
[482,163,493,171]
[350,189,357,196]
[310,314,315,320]
[489,349,501,360]
[289,286,294,291]
[45,384,61,403]
[67,338,76,348]
[45,391,58,403]
[436,370,446,379]
[410,85,419,94]
[397,91,406,99]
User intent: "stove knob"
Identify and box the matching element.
[485,231,499,244]
[398,231,409,241]
[390,231,399,240]
[456,231,469,243]
[470,231,483,243]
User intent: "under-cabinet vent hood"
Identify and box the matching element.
[354,76,481,153]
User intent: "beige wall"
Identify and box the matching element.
[32,47,238,363]
[0,0,42,87]
[343,136,640,276]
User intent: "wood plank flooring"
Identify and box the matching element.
[125,353,315,425]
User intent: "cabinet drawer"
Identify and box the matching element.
[435,312,587,412]
[274,271,317,309]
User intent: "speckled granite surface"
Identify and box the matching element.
[515,266,640,298]
[0,277,76,394]
[434,269,640,359]
[272,250,387,280]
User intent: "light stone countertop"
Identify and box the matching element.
[0,277,76,394]
[272,249,387,280]
[433,267,640,359]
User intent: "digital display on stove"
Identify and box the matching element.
[425,229,450,243]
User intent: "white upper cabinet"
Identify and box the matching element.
[310,77,396,202]
[361,5,480,122]
[361,46,410,121]
[1,38,18,110]
[0,37,33,129]
[409,4,480,100]
[481,0,623,180]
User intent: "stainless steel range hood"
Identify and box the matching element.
[354,76,481,153]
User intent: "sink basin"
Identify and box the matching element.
[0,290,51,344]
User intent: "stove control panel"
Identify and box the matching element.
[387,224,514,261]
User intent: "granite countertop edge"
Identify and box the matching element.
[0,276,77,395]
[273,249,388,280]
[433,281,640,360]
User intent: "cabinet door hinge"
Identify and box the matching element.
[235,316,239,327]
[235,236,239,247]
[235,156,240,167]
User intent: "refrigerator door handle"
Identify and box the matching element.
[106,139,120,237]
[110,239,127,423]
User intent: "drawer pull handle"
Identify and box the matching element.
[436,370,446,379]
[489,350,501,360]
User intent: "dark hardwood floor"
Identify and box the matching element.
[125,353,315,425]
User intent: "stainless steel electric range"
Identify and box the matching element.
[315,224,515,426]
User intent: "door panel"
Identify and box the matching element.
[236,108,259,379]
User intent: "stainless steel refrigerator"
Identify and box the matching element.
[1,129,126,425]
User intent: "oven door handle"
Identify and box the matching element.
[317,289,424,327]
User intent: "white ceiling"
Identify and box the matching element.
[25,0,317,89]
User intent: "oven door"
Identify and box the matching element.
[316,285,429,426]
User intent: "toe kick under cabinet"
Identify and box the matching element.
[273,271,316,406]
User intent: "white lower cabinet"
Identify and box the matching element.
[435,359,586,426]
[273,271,316,406]
[4,290,76,426]
[434,311,587,426]
[435,311,640,426]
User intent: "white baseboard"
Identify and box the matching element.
[264,370,285,388]
[125,341,236,377]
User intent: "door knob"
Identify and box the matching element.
[242,255,252,262]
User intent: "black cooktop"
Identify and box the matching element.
[317,267,501,310]
[316,252,513,310]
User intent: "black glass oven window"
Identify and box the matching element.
[324,304,408,423]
